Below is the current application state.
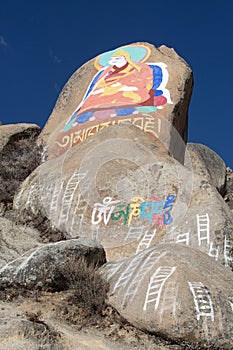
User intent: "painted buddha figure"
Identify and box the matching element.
[63,45,171,131]
[77,50,154,113]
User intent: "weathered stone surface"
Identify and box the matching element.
[224,167,233,210]
[13,124,192,260]
[159,173,233,269]
[101,244,233,348]
[0,301,63,350]
[40,42,192,162]
[185,142,226,194]
[0,297,180,350]
[0,217,41,269]
[0,238,106,288]
[13,124,233,262]
[1,44,232,349]
[0,123,40,153]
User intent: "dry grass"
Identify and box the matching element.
[0,133,42,205]
[54,257,109,315]
[0,257,109,316]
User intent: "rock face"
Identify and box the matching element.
[0,123,40,152]
[0,238,106,289]
[13,124,233,264]
[15,124,189,260]
[1,44,232,350]
[224,167,233,210]
[0,217,41,268]
[101,244,233,349]
[40,42,193,163]
[185,142,226,194]
[159,176,233,268]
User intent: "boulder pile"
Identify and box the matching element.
[0,42,232,349]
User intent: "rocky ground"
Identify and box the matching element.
[0,290,211,350]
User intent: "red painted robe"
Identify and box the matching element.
[76,62,154,115]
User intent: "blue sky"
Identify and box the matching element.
[0,0,232,167]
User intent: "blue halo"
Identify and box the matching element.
[97,45,150,68]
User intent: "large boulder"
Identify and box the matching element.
[14,124,233,262]
[101,244,233,349]
[159,174,233,269]
[185,143,227,195]
[13,124,192,260]
[0,238,106,289]
[0,217,41,268]
[40,42,193,163]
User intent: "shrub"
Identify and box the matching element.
[0,133,42,205]
[55,257,109,315]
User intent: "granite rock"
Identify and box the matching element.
[40,42,193,163]
[0,217,41,269]
[13,124,233,262]
[185,142,226,195]
[0,238,106,289]
[101,243,233,348]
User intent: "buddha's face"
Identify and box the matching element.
[109,55,127,68]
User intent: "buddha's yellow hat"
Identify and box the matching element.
[111,50,141,71]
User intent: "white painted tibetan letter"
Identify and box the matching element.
[92,197,120,225]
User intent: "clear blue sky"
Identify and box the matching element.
[0,0,232,168]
